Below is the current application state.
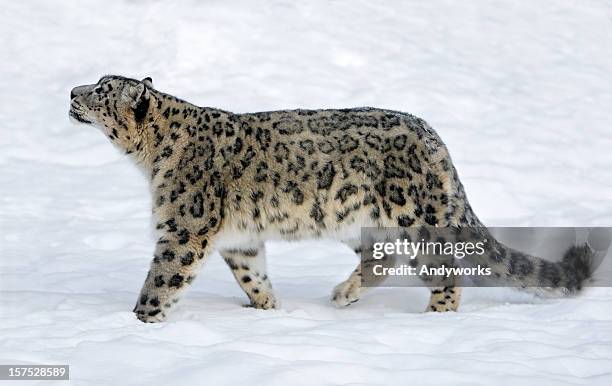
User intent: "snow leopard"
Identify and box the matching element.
[69,75,593,322]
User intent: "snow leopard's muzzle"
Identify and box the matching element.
[69,84,95,124]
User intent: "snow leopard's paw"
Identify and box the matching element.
[331,278,362,307]
[133,294,168,323]
[251,292,279,310]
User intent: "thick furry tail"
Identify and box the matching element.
[465,232,594,294]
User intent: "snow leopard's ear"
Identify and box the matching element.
[122,82,150,122]
[141,77,153,88]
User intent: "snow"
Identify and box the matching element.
[1,0,612,385]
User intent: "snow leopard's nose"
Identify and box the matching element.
[70,84,95,100]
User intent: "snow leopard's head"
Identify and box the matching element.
[69,75,154,151]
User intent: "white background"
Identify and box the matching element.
[1,1,611,385]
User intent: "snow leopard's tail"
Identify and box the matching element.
[463,228,595,294]
[440,165,599,293]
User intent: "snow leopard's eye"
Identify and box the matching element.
[93,86,103,94]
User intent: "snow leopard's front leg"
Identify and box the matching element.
[221,243,277,309]
[332,240,396,307]
[332,241,365,306]
[133,232,212,323]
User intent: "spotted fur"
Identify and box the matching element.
[70,75,593,322]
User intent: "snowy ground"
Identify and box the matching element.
[2,0,612,385]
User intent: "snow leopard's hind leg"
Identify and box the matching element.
[424,184,481,312]
[221,243,278,310]
[427,286,462,312]
[423,238,463,312]
[332,239,396,307]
